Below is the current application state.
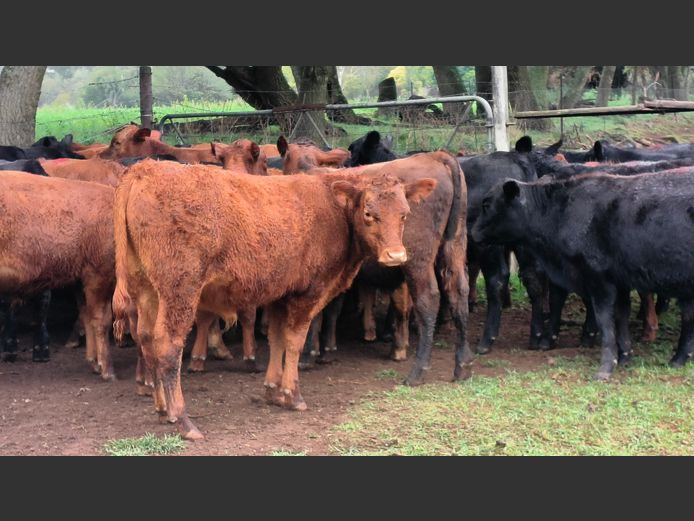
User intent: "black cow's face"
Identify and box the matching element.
[471,180,527,245]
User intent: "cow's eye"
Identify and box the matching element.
[401,214,407,221]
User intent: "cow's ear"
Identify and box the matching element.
[150,130,162,141]
[515,136,533,153]
[405,178,437,203]
[593,140,605,162]
[503,180,520,202]
[250,142,260,162]
[133,128,151,142]
[545,139,562,156]
[331,180,359,209]
[365,130,381,147]
[277,135,288,157]
[61,134,73,146]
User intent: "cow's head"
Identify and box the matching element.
[212,139,267,175]
[99,126,153,159]
[471,179,528,245]
[278,136,350,174]
[347,130,398,166]
[331,173,437,267]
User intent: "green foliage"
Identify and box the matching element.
[271,450,307,456]
[103,433,186,456]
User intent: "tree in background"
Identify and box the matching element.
[0,66,47,146]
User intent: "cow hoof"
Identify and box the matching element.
[89,361,102,375]
[594,371,612,382]
[2,352,17,363]
[453,363,473,382]
[265,385,285,407]
[244,359,264,373]
[618,351,633,367]
[298,360,315,371]
[210,346,232,360]
[64,339,80,349]
[32,347,50,363]
[316,353,337,365]
[390,348,408,361]
[403,367,427,386]
[381,332,394,343]
[476,344,492,355]
[669,356,688,369]
[101,371,117,382]
[282,388,307,411]
[364,331,377,342]
[325,345,338,352]
[136,383,153,396]
[580,333,597,348]
[178,417,203,441]
[187,358,206,373]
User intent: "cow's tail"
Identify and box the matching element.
[433,151,467,299]
[436,151,465,242]
[112,169,137,342]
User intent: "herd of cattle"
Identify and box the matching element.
[1,123,693,441]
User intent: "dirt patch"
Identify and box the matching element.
[0,298,632,456]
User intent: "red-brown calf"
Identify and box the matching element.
[112,160,435,440]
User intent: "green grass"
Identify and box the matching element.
[333,283,693,456]
[332,354,694,456]
[375,368,401,380]
[35,102,694,156]
[103,433,186,456]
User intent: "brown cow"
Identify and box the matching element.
[99,127,219,164]
[296,152,472,388]
[0,172,116,379]
[212,140,268,175]
[39,157,126,187]
[278,136,350,174]
[112,159,436,439]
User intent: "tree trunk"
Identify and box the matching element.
[559,66,592,109]
[596,65,616,107]
[475,66,492,118]
[325,66,370,124]
[667,66,686,100]
[432,66,466,118]
[0,66,47,146]
[291,66,330,143]
[507,66,552,130]
[377,77,398,118]
[206,66,298,131]
[139,66,153,129]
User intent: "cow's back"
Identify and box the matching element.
[121,161,354,309]
[0,171,114,292]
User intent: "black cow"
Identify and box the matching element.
[471,169,694,379]
[542,139,694,164]
[0,134,84,161]
[346,130,398,166]
[458,139,547,353]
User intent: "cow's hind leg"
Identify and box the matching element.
[32,290,51,362]
[476,246,509,354]
[403,266,440,386]
[152,297,201,440]
[438,243,473,382]
[187,310,217,373]
[1,299,18,362]
[389,282,411,361]
[540,283,567,350]
[615,288,634,366]
[669,298,694,368]
[239,306,262,372]
[589,283,619,381]
[316,294,345,364]
[638,292,658,342]
[207,319,232,360]
[515,247,547,350]
[82,279,115,381]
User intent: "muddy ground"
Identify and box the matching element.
[0,290,644,456]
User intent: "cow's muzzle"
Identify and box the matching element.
[379,249,408,266]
